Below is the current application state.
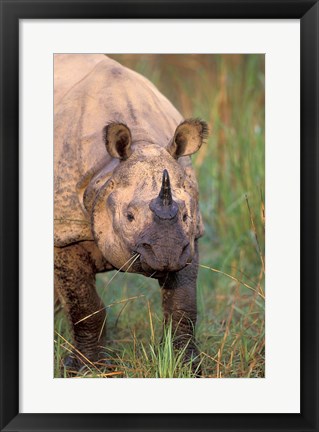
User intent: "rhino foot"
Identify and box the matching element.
[62,352,114,376]
[61,354,83,375]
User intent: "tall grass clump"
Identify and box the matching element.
[54,54,265,378]
[117,320,202,378]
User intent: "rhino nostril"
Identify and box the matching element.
[137,242,156,265]
[141,243,153,252]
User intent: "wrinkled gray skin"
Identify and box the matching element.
[54,54,208,374]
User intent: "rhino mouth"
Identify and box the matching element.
[132,258,188,278]
[134,241,191,274]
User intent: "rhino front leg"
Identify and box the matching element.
[158,240,201,374]
[54,243,106,371]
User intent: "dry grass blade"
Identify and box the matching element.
[102,253,140,292]
[201,351,224,367]
[96,371,124,377]
[114,271,157,329]
[245,194,265,274]
[98,313,108,342]
[75,295,145,325]
[198,264,265,299]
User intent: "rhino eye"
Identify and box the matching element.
[126,212,135,222]
[183,213,188,222]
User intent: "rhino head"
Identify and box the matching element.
[91,119,208,276]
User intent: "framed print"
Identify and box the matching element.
[0,0,318,431]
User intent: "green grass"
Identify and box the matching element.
[54,54,265,378]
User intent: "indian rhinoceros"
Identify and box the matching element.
[54,54,208,374]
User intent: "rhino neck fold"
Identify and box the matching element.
[77,161,119,216]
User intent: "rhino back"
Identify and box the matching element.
[54,55,183,246]
[54,54,107,107]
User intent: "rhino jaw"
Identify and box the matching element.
[136,239,192,273]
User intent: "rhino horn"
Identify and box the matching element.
[149,169,179,220]
[159,169,173,206]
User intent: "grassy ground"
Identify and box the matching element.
[54,54,265,378]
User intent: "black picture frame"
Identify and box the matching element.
[1,1,318,431]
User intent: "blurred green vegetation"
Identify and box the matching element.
[55,54,265,378]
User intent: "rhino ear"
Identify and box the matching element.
[167,119,209,159]
[103,123,132,160]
